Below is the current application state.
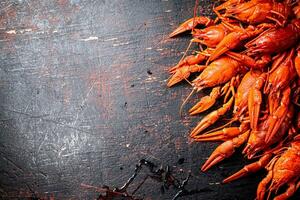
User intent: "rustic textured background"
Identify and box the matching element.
[0,0,298,199]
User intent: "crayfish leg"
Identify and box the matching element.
[265,88,290,143]
[273,181,299,200]
[295,48,300,78]
[248,73,266,130]
[248,87,262,130]
[256,171,273,200]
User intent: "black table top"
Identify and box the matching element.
[0,0,299,199]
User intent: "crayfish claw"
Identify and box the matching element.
[169,16,214,38]
[223,169,248,184]
[223,153,272,183]
[193,126,245,142]
[169,52,208,74]
[190,96,234,137]
[201,153,225,172]
[201,130,249,172]
[189,87,221,115]
[167,64,206,87]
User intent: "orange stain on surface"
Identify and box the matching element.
[88,71,113,120]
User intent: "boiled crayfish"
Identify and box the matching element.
[167,0,300,199]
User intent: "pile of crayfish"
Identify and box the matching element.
[167,0,300,199]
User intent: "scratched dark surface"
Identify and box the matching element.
[0,0,298,200]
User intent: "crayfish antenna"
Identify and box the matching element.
[192,0,200,33]
[169,0,200,37]
[205,58,210,66]
[263,66,271,94]
[184,77,193,86]
[178,40,193,65]
[180,88,197,117]
[202,117,238,135]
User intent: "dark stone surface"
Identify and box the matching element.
[0,0,299,199]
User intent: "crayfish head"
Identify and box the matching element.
[209,31,243,62]
[193,26,227,48]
